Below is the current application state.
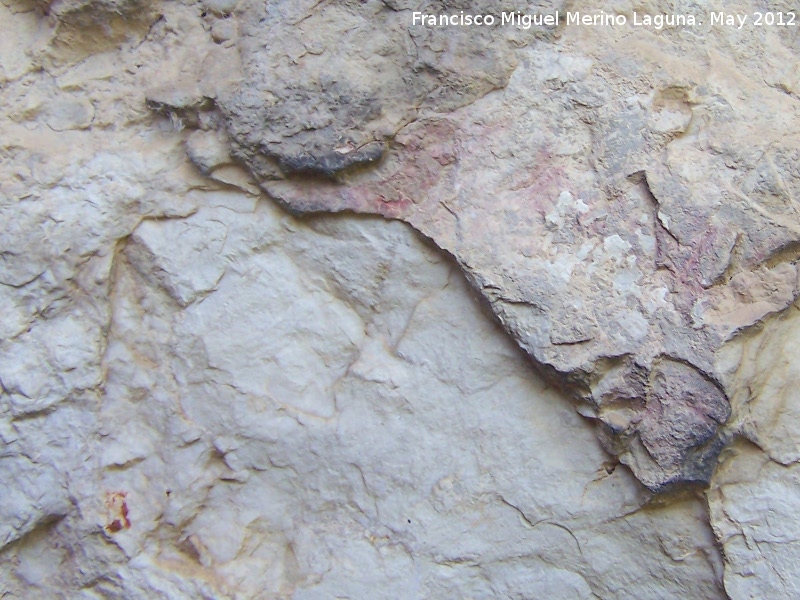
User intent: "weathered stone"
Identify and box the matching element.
[2,0,800,596]
[212,0,800,490]
[708,439,800,599]
[217,0,551,178]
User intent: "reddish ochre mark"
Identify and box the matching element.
[107,519,123,533]
[105,491,131,533]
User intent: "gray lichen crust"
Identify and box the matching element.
[155,0,800,491]
[216,0,537,179]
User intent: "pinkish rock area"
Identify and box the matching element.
[2,0,800,597]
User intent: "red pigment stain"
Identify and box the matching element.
[374,194,414,218]
[105,491,131,533]
[342,121,463,219]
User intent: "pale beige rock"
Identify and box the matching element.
[708,439,800,599]
[716,304,800,466]
[0,0,798,597]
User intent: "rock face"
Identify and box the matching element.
[184,0,800,490]
[0,0,799,597]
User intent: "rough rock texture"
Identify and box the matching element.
[0,0,799,597]
[709,306,800,598]
[189,0,800,491]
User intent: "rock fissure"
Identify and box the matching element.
[4,0,800,596]
[165,0,800,494]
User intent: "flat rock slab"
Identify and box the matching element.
[159,0,800,490]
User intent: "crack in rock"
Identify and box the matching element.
[151,1,800,492]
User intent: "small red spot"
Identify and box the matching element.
[106,520,123,533]
[105,491,131,533]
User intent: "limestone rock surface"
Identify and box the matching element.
[0,0,799,598]
[203,0,800,490]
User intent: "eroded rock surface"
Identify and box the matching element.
[1,0,800,597]
[174,0,800,490]
[220,0,545,177]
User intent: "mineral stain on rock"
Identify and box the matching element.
[104,491,131,533]
[147,0,800,491]
[7,0,800,596]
